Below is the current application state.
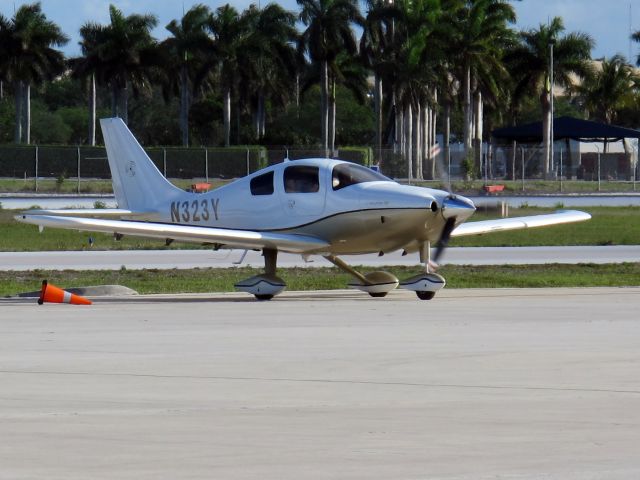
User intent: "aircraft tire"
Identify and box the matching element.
[368,292,388,298]
[255,294,274,301]
[416,291,436,300]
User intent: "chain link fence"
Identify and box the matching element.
[373,143,639,190]
[0,145,372,179]
[0,142,637,191]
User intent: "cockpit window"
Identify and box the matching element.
[250,171,274,195]
[284,165,320,193]
[331,163,390,191]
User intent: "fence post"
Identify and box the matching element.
[594,144,601,192]
[512,141,517,181]
[246,148,250,176]
[521,147,525,192]
[559,148,563,193]
[633,144,637,192]
[598,151,601,192]
[205,148,209,183]
[35,145,38,192]
[447,145,451,183]
[77,146,81,194]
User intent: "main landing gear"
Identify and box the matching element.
[234,243,446,301]
[234,248,286,300]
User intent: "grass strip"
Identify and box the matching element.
[2,263,639,297]
[2,178,639,194]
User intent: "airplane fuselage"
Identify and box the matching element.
[138,158,475,255]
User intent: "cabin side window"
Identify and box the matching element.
[284,165,320,193]
[331,163,390,191]
[250,171,274,195]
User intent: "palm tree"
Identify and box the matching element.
[508,17,593,177]
[573,55,640,124]
[70,24,103,145]
[297,0,363,157]
[632,30,640,66]
[360,0,396,164]
[299,51,368,152]
[380,0,442,179]
[449,0,516,163]
[163,4,213,146]
[206,5,248,147]
[0,2,68,144]
[79,5,159,125]
[239,3,299,141]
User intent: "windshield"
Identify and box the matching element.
[331,163,390,191]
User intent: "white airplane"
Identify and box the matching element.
[17,118,591,300]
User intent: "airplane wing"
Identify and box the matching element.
[452,210,591,237]
[20,209,145,217]
[15,214,330,254]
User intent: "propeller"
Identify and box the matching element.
[431,194,476,267]
[433,216,456,264]
[429,142,476,267]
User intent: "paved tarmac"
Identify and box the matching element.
[1,287,640,479]
[2,245,639,271]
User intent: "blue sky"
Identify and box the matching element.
[0,0,638,62]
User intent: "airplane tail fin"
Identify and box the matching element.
[100,118,183,211]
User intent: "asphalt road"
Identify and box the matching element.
[1,245,638,271]
[1,287,640,479]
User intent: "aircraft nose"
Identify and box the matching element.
[442,195,476,220]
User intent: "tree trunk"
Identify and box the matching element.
[253,97,260,138]
[254,93,264,140]
[89,74,96,146]
[540,89,551,178]
[122,82,129,125]
[414,102,422,181]
[329,79,336,156]
[431,89,437,180]
[111,82,119,118]
[444,101,451,182]
[180,64,189,146]
[374,75,382,166]
[262,95,266,138]
[393,92,401,154]
[511,140,517,180]
[236,103,240,144]
[223,86,231,147]
[24,83,31,144]
[321,60,329,157]
[423,103,429,180]
[405,103,413,179]
[474,90,482,175]
[14,81,23,144]
[463,64,472,157]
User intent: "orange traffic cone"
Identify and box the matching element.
[38,280,92,305]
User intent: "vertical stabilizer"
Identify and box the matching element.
[100,118,182,211]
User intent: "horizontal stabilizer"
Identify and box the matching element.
[16,214,330,254]
[452,210,591,237]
